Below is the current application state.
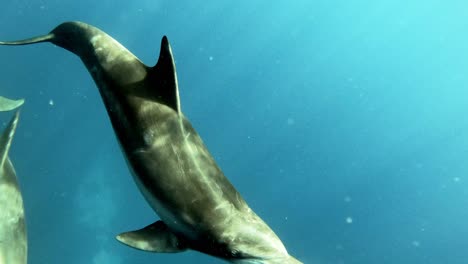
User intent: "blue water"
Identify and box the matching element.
[1,1,468,263]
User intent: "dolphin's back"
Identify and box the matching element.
[0,159,27,264]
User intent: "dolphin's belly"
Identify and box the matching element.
[117,105,290,260]
[123,112,248,241]
[125,157,197,239]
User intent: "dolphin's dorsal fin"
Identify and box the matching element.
[149,36,181,114]
[116,220,187,253]
[0,110,20,168]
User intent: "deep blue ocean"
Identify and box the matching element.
[1,1,467,263]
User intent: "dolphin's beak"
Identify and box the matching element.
[0,33,55,45]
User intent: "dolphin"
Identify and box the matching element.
[0,21,301,263]
[0,98,26,264]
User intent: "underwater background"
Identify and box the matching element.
[0,1,467,263]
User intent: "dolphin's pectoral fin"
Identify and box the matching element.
[148,36,181,114]
[116,220,187,253]
[0,96,24,112]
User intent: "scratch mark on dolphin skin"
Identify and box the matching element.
[90,35,102,46]
[171,143,187,181]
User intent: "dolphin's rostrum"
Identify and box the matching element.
[0,21,301,263]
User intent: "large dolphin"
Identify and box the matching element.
[0,97,26,264]
[0,22,301,263]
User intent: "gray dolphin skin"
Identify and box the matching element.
[0,99,26,264]
[0,21,301,263]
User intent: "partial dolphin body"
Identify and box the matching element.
[0,98,26,264]
[0,22,301,263]
[0,97,24,112]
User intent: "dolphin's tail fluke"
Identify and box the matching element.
[0,33,55,45]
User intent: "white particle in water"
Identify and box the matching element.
[412,240,420,247]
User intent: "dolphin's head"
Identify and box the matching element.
[0,21,99,57]
[48,21,98,55]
